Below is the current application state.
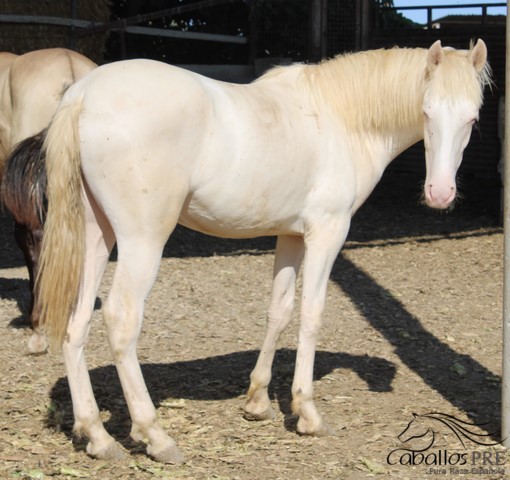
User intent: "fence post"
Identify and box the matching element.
[360,0,371,50]
[502,0,510,449]
[309,0,327,61]
[68,0,77,49]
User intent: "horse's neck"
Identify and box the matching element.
[372,123,424,166]
[307,49,427,168]
[346,123,423,213]
[347,75,425,169]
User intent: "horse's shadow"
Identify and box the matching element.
[47,348,396,447]
[0,276,30,327]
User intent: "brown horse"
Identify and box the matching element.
[0,48,96,353]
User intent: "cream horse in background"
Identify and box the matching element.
[0,48,96,353]
[28,40,488,463]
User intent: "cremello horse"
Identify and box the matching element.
[0,48,96,353]
[31,40,489,463]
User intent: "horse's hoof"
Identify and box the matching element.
[297,418,336,437]
[26,333,49,355]
[147,443,185,464]
[87,440,126,461]
[243,406,276,422]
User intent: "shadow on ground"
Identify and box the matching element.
[331,253,501,435]
[47,348,396,447]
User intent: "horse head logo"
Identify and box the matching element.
[397,412,501,450]
[398,412,436,451]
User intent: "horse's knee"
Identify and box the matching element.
[269,292,294,320]
[102,300,140,358]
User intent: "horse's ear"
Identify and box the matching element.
[469,39,488,74]
[427,40,444,71]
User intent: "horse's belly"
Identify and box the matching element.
[177,216,285,238]
[178,194,304,239]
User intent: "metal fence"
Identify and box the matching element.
[0,0,109,63]
[0,0,362,64]
[253,0,357,63]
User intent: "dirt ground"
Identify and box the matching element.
[0,168,507,480]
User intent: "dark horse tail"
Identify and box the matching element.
[1,130,47,229]
[1,131,48,352]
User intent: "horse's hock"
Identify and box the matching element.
[0,0,109,63]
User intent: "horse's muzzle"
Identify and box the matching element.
[424,182,457,209]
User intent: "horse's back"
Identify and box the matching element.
[63,58,353,239]
[69,59,236,173]
[10,48,95,82]
[6,55,352,242]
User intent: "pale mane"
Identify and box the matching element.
[299,45,489,133]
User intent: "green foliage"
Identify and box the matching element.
[375,0,424,30]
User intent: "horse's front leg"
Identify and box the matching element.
[291,217,350,435]
[245,235,304,420]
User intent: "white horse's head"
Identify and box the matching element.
[422,39,489,209]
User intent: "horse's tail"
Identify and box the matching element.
[36,97,85,348]
[1,130,47,230]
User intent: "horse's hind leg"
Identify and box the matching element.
[102,228,184,464]
[62,191,119,459]
[63,193,119,457]
[245,235,304,421]
[13,222,47,354]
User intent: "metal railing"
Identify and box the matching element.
[0,0,247,56]
[380,2,507,29]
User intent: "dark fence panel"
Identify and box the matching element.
[0,0,109,63]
